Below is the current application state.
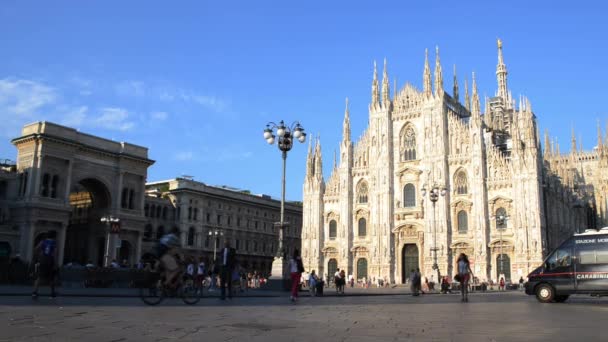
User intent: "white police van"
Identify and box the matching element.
[525,227,608,303]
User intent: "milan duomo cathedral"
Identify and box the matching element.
[301,40,608,284]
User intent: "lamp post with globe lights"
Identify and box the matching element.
[100,215,120,267]
[263,120,306,288]
[209,229,223,262]
[421,184,446,284]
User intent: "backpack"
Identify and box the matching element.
[296,258,305,273]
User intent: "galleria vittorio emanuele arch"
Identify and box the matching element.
[301,40,608,285]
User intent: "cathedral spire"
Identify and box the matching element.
[544,129,552,157]
[314,136,323,181]
[423,49,432,98]
[453,64,459,102]
[471,72,480,118]
[372,61,380,107]
[382,58,390,105]
[342,97,351,142]
[496,38,509,100]
[464,78,470,111]
[434,46,443,96]
[571,125,577,155]
[306,134,314,177]
[333,150,337,170]
[598,120,604,154]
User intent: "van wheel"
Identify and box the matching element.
[554,295,569,303]
[535,284,555,303]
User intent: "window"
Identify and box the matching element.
[207,213,211,222]
[187,227,195,246]
[546,248,571,270]
[401,126,417,161]
[50,175,59,198]
[357,182,368,204]
[496,208,507,229]
[358,218,367,237]
[144,224,153,238]
[254,241,258,252]
[255,221,258,229]
[217,215,221,225]
[329,220,337,239]
[128,189,135,209]
[144,204,149,217]
[455,171,468,195]
[578,249,608,264]
[457,210,468,234]
[156,206,161,218]
[121,188,128,208]
[227,217,231,226]
[41,173,50,197]
[236,239,240,250]
[205,236,210,248]
[237,217,241,227]
[403,183,416,207]
[163,207,168,220]
[188,207,192,220]
[194,208,198,221]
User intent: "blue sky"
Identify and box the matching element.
[0,1,606,201]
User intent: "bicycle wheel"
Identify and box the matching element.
[140,279,164,305]
[181,279,200,305]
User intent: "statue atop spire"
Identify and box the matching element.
[571,126,577,155]
[496,38,509,100]
[423,49,432,98]
[434,46,443,96]
[453,64,459,102]
[382,58,390,105]
[598,119,604,154]
[314,136,323,181]
[372,61,380,107]
[544,129,552,157]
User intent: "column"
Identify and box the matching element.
[26,143,42,199]
[135,231,142,263]
[19,221,36,262]
[63,159,73,205]
[57,224,67,266]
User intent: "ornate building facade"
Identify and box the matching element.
[0,122,301,275]
[302,40,608,284]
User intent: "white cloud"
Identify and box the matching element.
[151,111,168,120]
[60,106,89,127]
[0,78,56,115]
[174,151,194,161]
[115,80,146,97]
[94,107,135,131]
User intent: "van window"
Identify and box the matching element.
[579,250,608,264]
[547,248,571,270]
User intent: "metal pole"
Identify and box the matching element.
[104,222,111,267]
[213,232,217,262]
[432,200,440,283]
[278,150,287,258]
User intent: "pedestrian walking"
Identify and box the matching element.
[289,249,304,303]
[308,270,318,296]
[457,253,474,302]
[499,277,505,291]
[410,269,419,296]
[518,276,525,290]
[219,241,236,300]
[31,231,57,298]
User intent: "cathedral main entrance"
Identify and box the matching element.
[496,254,511,281]
[402,244,419,283]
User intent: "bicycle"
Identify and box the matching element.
[139,257,200,306]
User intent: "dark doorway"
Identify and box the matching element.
[357,258,368,280]
[402,244,419,284]
[327,258,338,281]
[496,254,511,281]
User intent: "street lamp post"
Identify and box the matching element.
[421,184,446,285]
[209,229,223,262]
[496,214,508,280]
[100,215,120,267]
[263,120,306,288]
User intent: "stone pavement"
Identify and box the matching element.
[1,292,607,341]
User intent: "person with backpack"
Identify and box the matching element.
[32,231,57,298]
[289,249,304,303]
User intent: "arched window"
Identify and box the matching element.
[357,182,368,204]
[455,171,468,195]
[401,126,417,161]
[187,227,195,246]
[329,220,337,239]
[403,183,416,207]
[358,218,367,237]
[156,225,165,240]
[496,207,507,229]
[457,210,468,234]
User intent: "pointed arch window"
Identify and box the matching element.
[358,218,367,237]
[403,183,416,207]
[329,220,337,239]
[401,126,417,161]
[457,210,468,234]
[357,182,368,204]
[455,171,468,195]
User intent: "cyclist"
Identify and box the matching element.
[156,228,182,288]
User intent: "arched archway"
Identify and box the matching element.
[65,178,112,265]
[401,244,419,284]
[118,240,132,266]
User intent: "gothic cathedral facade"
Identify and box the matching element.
[301,40,608,284]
